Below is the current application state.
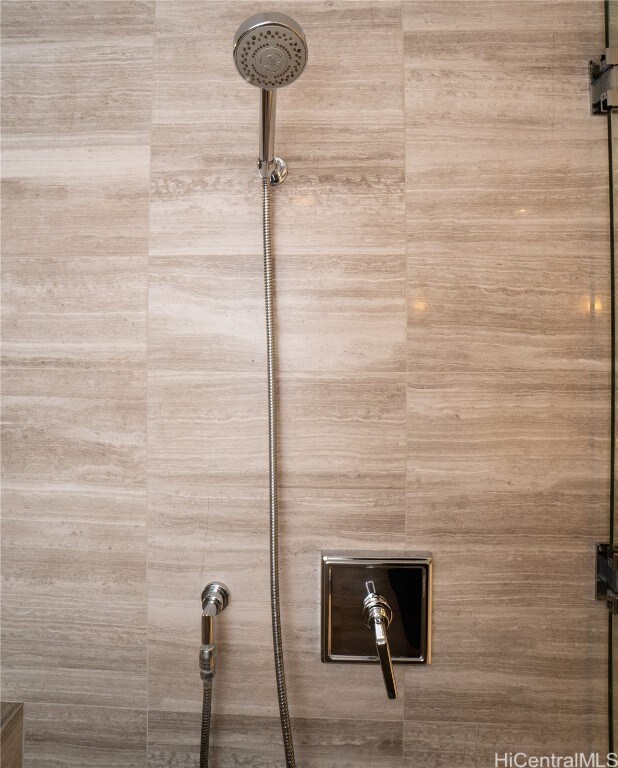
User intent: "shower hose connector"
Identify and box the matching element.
[199,582,230,683]
[258,156,288,186]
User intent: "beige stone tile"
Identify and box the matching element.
[148,371,405,488]
[2,483,147,525]
[148,483,405,604]
[2,368,146,487]
[23,703,147,768]
[2,1,154,141]
[403,603,605,728]
[147,597,277,715]
[2,255,146,367]
[149,252,405,373]
[406,182,608,262]
[276,253,406,373]
[2,517,146,598]
[280,486,406,605]
[406,371,609,538]
[148,597,404,721]
[2,593,146,708]
[148,711,403,768]
[148,371,267,486]
[148,483,270,602]
[403,2,603,122]
[404,0,609,373]
[148,254,264,372]
[408,536,596,605]
[149,135,404,259]
[278,373,407,488]
[2,145,150,260]
[402,0,602,34]
[1,1,155,43]
[403,719,606,767]
[407,249,609,371]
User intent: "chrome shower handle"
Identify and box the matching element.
[362,582,398,700]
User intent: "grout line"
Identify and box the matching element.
[145,2,157,763]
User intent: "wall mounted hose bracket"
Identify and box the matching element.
[590,49,618,114]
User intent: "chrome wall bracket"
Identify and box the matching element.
[258,156,288,185]
[596,543,618,613]
[590,49,618,114]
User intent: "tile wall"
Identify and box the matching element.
[1,1,610,765]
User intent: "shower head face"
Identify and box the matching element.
[233,12,307,90]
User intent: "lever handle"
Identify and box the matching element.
[362,581,398,700]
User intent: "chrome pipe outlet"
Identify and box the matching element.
[199,582,230,683]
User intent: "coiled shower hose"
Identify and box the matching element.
[200,682,212,767]
[199,178,295,768]
[263,177,297,767]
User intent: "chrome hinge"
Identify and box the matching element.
[590,48,618,114]
[596,542,618,612]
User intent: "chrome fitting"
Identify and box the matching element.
[199,642,217,682]
[199,582,230,683]
[257,156,288,185]
[202,581,230,617]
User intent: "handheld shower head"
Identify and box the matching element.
[233,13,308,184]
[233,12,307,90]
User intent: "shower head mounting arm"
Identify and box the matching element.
[258,88,287,185]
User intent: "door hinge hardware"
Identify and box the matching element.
[596,542,618,612]
[590,49,618,114]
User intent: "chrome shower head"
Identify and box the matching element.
[233,13,308,184]
[233,12,308,91]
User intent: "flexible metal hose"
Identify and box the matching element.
[262,176,296,767]
[200,681,212,768]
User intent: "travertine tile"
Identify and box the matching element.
[404,603,605,726]
[276,254,406,373]
[2,483,147,525]
[148,711,403,768]
[2,255,146,367]
[148,483,270,601]
[406,371,608,538]
[2,517,146,599]
[149,252,406,373]
[2,145,150,265]
[402,719,605,768]
[280,486,406,604]
[148,371,405,488]
[406,537,597,606]
[148,483,405,604]
[147,597,277,715]
[2,593,147,708]
[148,371,267,487]
[1,0,612,764]
[23,703,147,768]
[2,1,154,141]
[407,249,609,371]
[278,373,406,488]
[404,0,608,372]
[148,254,263,372]
[1,1,155,44]
[2,368,146,486]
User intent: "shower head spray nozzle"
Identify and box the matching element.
[233,13,308,184]
[233,12,308,91]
